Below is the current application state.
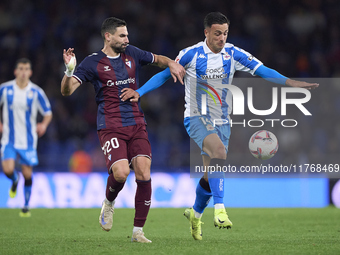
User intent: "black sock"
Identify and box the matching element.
[199,177,211,192]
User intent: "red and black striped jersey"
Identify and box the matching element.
[73,45,154,130]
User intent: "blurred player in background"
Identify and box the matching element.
[61,17,185,243]
[0,58,52,217]
[120,12,319,240]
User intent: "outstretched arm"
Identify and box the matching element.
[61,48,81,96]
[120,68,172,102]
[255,65,319,89]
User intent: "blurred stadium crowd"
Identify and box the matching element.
[0,0,339,172]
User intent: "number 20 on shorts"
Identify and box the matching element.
[102,138,119,155]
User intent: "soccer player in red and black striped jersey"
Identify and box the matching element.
[61,17,185,243]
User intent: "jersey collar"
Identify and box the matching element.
[106,54,120,59]
[203,39,227,55]
[14,79,32,90]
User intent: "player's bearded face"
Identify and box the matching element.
[111,41,128,53]
[205,24,229,54]
[109,26,129,53]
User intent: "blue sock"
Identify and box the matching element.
[5,171,18,183]
[193,178,212,214]
[208,159,226,205]
[24,178,32,207]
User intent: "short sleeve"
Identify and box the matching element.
[175,48,196,68]
[233,46,263,75]
[73,57,95,84]
[128,45,154,66]
[37,88,52,116]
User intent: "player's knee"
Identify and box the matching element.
[210,146,227,159]
[2,160,15,174]
[21,167,33,179]
[3,168,14,176]
[22,172,33,179]
[114,174,128,183]
[114,171,129,182]
[136,171,150,181]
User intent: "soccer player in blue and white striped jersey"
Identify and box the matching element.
[121,12,318,240]
[0,58,52,217]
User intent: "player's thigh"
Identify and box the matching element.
[1,159,16,175]
[203,122,230,159]
[127,125,152,165]
[131,156,151,181]
[21,165,33,179]
[127,125,152,181]
[202,133,226,159]
[97,128,129,175]
[185,116,230,159]
[1,144,16,174]
[184,116,222,156]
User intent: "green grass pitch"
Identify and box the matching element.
[0,207,339,255]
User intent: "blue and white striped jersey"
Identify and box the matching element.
[0,80,52,150]
[175,40,262,120]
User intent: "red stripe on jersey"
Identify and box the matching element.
[96,57,122,127]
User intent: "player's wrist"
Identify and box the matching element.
[136,89,143,97]
[64,70,74,77]
[168,60,176,69]
[65,56,77,77]
[285,79,293,87]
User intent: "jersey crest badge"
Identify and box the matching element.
[125,59,131,68]
[28,90,34,99]
[223,52,231,61]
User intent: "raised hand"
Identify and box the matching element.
[63,48,77,77]
[63,48,75,65]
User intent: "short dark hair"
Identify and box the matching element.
[101,17,127,40]
[204,12,230,28]
[15,58,31,69]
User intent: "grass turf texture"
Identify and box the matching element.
[0,208,339,255]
